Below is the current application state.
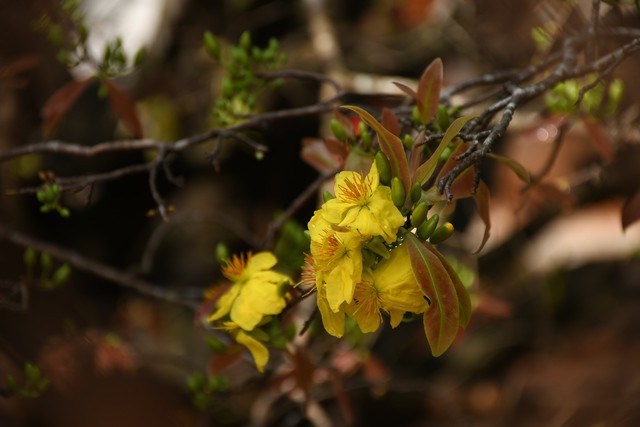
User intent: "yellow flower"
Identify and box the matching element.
[310,227,363,312]
[221,321,269,373]
[208,252,292,331]
[316,281,346,338]
[347,243,429,333]
[322,163,405,243]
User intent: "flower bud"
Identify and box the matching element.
[410,182,422,204]
[215,242,229,264]
[203,31,220,60]
[52,263,71,286]
[329,118,347,141]
[403,134,414,151]
[375,151,392,185]
[391,177,405,208]
[410,202,428,229]
[429,222,454,245]
[416,214,439,240]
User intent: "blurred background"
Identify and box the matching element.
[1,0,640,426]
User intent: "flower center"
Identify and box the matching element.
[222,252,250,281]
[314,233,344,269]
[338,172,371,204]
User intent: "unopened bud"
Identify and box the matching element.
[375,151,392,185]
[416,214,439,240]
[410,202,428,229]
[391,177,405,208]
[403,134,414,151]
[429,222,454,245]
[329,119,347,141]
[410,182,422,204]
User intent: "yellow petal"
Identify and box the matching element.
[245,251,277,274]
[317,285,345,337]
[208,284,241,322]
[231,279,286,330]
[235,330,269,373]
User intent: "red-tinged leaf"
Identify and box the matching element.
[104,79,143,138]
[291,347,315,397]
[342,105,410,198]
[332,109,356,139]
[301,138,343,173]
[409,131,425,175]
[392,81,417,100]
[413,116,473,186]
[472,180,491,254]
[424,242,473,328]
[488,153,530,184]
[42,78,93,137]
[417,58,443,124]
[405,233,460,357]
[622,188,640,231]
[0,55,40,79]
[381,107,401,136]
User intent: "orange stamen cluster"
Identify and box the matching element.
[222,252,251,281]
[337,172,371,204]
[300,254,318,290]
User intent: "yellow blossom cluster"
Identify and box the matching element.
[208,252,292,372]
[307,163,429,337]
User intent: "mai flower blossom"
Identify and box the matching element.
[208,252,292,331]
[316,242,429,336]
[220,321,270,373]
[321,162,405,244]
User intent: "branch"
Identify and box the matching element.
[0,223,202,309]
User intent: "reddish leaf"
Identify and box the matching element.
[417,58,443,124]
[487,153,530,184]
[342,105,411,199]
[413,116,473,186]
[435,139,475,198]
[392,81,417,100]
[622,188,640,231]
[292,347,315,398]
[472,180,491,254]
[209,347,244,373]
[381,108,401,136]
[301,137,344,173]
[405,234,461,357]
[42,78,93,137]
[104,79,143,138]
[0,55,40,79]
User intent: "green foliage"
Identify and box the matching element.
[3,363,49,399]
[273,219,310,277]
[187,372,230,411]
[36,182,70,217]
[203,31,287,127]
[23,248,72,289]
[545,74,624,118]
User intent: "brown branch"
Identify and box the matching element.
[0,223,202,309]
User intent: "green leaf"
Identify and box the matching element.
[417,58,443,124]
[405,234,469,356]
[487,153,530,184]
[413,116,473,186]
[472,180,491,254]
[342,106,410,200]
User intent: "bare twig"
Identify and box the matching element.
[0,223,202,309]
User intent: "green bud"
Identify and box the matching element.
[410,202,428,229]
[52,263,71,286]
[360,129,372,150]
[429,222,454,245]
[375,151,392,185]
[215,242,229,264]
[416,214,439,240]
[391,177,406,208]
[410,182,422,204]
[206,335,227,353]
[24,247,37,270]
[403,134,414,151]
[411,105,421,124]
[329,118,347,141]
[40,252,53,273]
[437,104,450,132]
[221,78,234,98]
[323,191,335,203]
[239,31,251,52]
[439,146,453,163]
[58,207,70,218]
[255,151,265,160]
[203,31,220,60]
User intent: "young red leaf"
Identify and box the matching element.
[42,78,93,137]
[104,79,143,138]
[472,180,491,254]
[392,81,417,100]
[487,153,530,184]
[417,58,443,124]
[405,233,460,357]
[381,107,401,137]
[342,105,410,199]
[424,243,472,328]
[413,116,473,186]
[622,188,640,231]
